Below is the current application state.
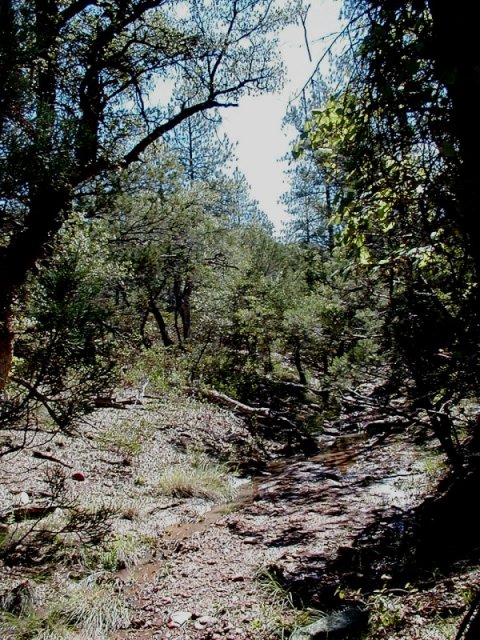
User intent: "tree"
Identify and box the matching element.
[0,0,293,390]
[165,111,234,185]
[1,216,121,435]
[282,82,337,248]
[296,0,480,466]
[103,143,222,350]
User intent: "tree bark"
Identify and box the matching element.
[293,341,307,386]
[149,299,174,347]
[0,189,70,390]
[427,0,480,289]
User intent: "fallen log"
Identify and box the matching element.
[187,387,298,431]
[192,388,272,419]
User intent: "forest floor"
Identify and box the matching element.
[1,390,479,639]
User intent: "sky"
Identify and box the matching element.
[219,0,344,232]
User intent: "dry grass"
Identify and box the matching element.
[0,579,130,640]
[157,458,235,502]
[58,581,130,637]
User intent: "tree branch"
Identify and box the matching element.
[59,0,98,25]
[121,98,236,166]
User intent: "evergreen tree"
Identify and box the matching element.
[0,0,293,390]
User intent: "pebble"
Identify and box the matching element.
[169,610,193,626]
[197,615,217,625]
[19,491,31,505]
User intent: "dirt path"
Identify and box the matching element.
[114,432,435,639]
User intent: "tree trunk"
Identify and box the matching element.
[293,341,307,385]
[0,187,70,390]
[149,299,174,347]
[427,0,480,287]
[0,309,14,391]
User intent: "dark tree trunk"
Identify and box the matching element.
[0,2,64,391]
[427,0,480,287]
[293,341,307,386]
[174,275,193,342]
[149,299,174,347]
[0,188,70,390]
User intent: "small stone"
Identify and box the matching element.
[194,621,206,630]
[18,492,30,505]
[197,615,217,626]
[167,620,179,629]
[170,611,192,626]
[243,537,258,545]
[71,471,86,481]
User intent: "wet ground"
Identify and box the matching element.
[113,429,437,639]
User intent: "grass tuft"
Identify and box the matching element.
[59,582,130,636]
[157,458,235,502]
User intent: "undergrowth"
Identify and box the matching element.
[254,567,323,639]
[157,455,235,502]
[0,579,129,640]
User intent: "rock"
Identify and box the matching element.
[323,427,341,437]
[290,606,368,640]
[169,610,192,626]
[18,492,30,505]
[197,615,217,626]
[71,471,86,481]
[365,418,405,436]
